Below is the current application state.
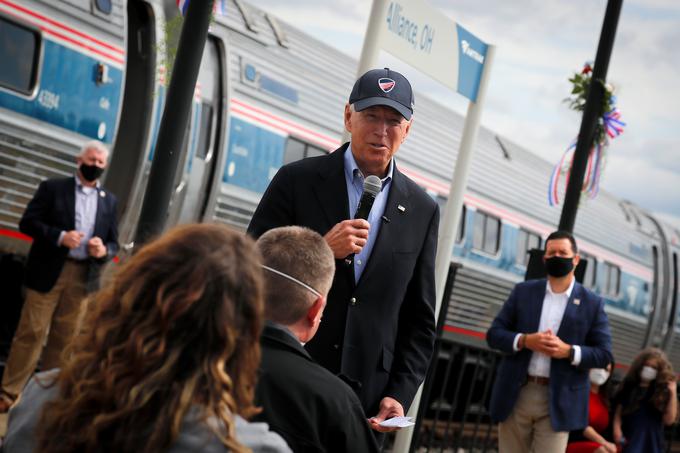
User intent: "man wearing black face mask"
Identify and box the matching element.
[487,230,612,453]
[0,141,118,414]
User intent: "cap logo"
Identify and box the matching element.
[378,78,395,93]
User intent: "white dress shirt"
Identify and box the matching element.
[513,278,581,377]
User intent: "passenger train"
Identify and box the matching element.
[1,0,679,404]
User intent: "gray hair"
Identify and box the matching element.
[78,140,109,161]
[256,226,334,326]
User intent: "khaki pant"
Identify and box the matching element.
[498,382,569,453]
[1,261,88,397]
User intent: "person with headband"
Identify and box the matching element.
[567,360,619,453]
[254,226,379,452]
[613,347,677,452]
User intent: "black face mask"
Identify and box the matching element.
[79,164,104,182]
[545,256,575,278]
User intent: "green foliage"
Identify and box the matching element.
[564,69,615,145]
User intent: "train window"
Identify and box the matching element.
[195,103,213,159]
[283,138,305,165]
[603,262,621,296]
[94,0,112,14]
[516,229,541,266]
[0,17,40,95]
[306,145,325,158]
[472,211,500,254]
[580,252,597,288]
[284,137,327,164]
[457,206,466,243]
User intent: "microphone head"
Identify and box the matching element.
[363,175,382,197]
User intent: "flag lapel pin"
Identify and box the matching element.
[397,204,406,213]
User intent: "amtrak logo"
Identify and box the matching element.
[378,78,395,93]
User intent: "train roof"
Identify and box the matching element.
[213,0,658,266]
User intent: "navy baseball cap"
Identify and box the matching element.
[349,68,414,120]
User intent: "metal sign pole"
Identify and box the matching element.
[341,0,388,143]
[392,43,496,453]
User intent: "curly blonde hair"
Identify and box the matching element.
[35,224,264,453]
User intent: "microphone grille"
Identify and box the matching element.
[363,175,382,197]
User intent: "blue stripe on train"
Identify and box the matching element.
[0,39,122,143]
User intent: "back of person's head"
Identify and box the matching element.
[256,226,334,326]
[621,347,675,413]
[36,223,264,453]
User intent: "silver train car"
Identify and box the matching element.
[1,0,679,377]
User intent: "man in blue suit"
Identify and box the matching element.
[487,231,612,452]
[0,141,118,413]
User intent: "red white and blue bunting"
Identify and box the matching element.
[548,63,626,206]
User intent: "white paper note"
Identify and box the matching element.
[378,416,415,428]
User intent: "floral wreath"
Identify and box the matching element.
[548,62,626,206]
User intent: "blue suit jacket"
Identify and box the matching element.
[19,177,119,293]
[486,278,612,432]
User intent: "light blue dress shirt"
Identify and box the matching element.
[58,176,99,260]
[343,144,393,283]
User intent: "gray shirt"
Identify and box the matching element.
[4,371,291,453]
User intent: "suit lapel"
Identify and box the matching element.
[529,281,547,332]
[357,164,410,288]
[557,282,581,338]
[313,144,355,287]
[93,188,105,238]
[313,144,350,229]
[65,177,76,230]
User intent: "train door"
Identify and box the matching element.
[104,0,155,220]
[643,216,671,347]
[176,37,222,224]
[662,250,679,350]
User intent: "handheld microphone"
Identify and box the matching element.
[354,175,382,220]
[345,175,382,265]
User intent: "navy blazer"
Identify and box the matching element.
[486,278,612,432]
[248,143,439,415]
[19,176,119,293]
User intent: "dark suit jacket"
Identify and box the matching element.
[486,278,613,432]
[19,176,119,293]
[254,324,379,453]
[248,143,439,414]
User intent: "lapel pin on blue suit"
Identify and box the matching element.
[574,298,581,306]
[99,190,106,198]
[398,204,406,213]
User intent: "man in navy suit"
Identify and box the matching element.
[248,68,439,435]
[0,141,118,413]
[487,230,612,452]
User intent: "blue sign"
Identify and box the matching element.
[456,24,488,102]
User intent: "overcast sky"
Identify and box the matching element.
[246,0,680,224]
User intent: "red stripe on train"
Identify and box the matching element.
[0,229,32,242]
[443,325,486,339]
[0,0,124,54]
